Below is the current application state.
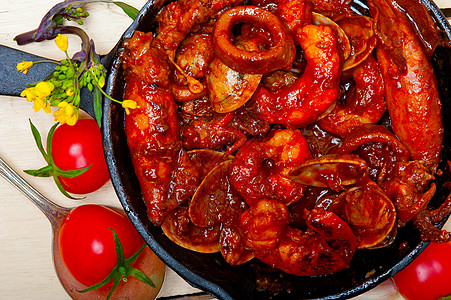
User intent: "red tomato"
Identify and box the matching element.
[393,241,451,300]
[52,118,109,194]
[59,205,144,286]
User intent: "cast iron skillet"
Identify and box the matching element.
[1,0,450,299]
[102,1,451,299]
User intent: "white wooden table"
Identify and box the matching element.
[0,0,450,299]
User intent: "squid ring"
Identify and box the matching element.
[213,6,295,74]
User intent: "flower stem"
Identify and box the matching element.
[35,60,62,65]
[85,68,122,104]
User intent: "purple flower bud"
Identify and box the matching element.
[72,50,87,62]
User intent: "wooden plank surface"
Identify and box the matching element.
[0,0,450,299]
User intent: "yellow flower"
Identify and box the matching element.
[122,100,138,115]
[55,34,68,52]
[32,97,51,113]
[66,88,74,97]
[98,76,105,88]
[66,113,78,126]
[16,61,34,74]
[20,87,51,113]
[35,81,54,98]
[53,102,78,125]
[20,87,36,102]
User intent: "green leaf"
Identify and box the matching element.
[78,271,114,293]
[24,165,55,177]
[125,243,146,264]
[53,174,83,200]
[46,122,60,159]
[55,165,91,178]
[113,2,139,20]
[25,120,85,200]
[93,86,102,127]
[112,228,126,265]
[24,169,38,176]
[106,275,122,300]
[28,119,49,163]
[128,266,155,287]
[123,243,155,287]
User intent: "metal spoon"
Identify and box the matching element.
[0,157,165,299]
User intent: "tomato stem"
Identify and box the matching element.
[24,120,91,199]
[77,228,155,299]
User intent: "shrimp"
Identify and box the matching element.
[229,129,311,206]
[318,55,385,137]
[252,24,341,128]
[239,199,358,276]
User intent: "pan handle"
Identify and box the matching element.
[0,44,96,118]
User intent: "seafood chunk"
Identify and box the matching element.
[229,129,311,206]
[175,33,215,79]
[179,111,247,154]
[274,0,313,33]
[312,0,352,19]
[253,24,341,128]
[190,160,245,227]
[162,206,221,253]
[382,161,436,224]
[213,6,296,74]
[189,160,252,264]
[328,182,397,249]
[336,124,410,184]
[318,56,385,137]
[289,154,369,191]
[311,12,351,63]
[368,0,444,169]
[156,0,245,57]
[240,199,358,276]
[337,15,377,71]
[207,33,266,113]
[123,35,199,225]
[121,31,171,87]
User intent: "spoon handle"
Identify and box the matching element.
[0,157,70,228]
[0,45,55,97]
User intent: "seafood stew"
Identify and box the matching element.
[103,0,451,299]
